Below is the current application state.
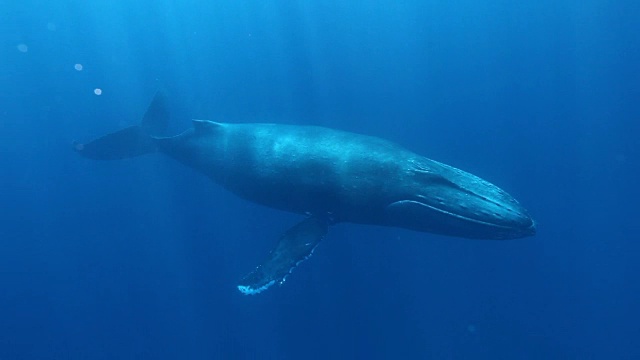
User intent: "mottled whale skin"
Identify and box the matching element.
[75,93,535,294]
[163,120,535,240]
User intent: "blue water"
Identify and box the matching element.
[2,0,639,358]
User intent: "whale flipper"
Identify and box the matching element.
[237,216,328,295]
[73,91,169,160]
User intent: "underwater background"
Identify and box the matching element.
[1,0,639,358]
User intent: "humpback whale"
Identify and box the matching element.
[75,93,536,295]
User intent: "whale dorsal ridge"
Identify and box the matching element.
[192,119,224,134]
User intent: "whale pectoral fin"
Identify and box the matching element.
[237,216,328,295]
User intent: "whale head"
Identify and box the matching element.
[386,159,536,240]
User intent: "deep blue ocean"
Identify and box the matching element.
[2,0,639,359]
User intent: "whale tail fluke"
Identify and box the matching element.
[73,91,169,160]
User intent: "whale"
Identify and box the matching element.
[74,92,536,295]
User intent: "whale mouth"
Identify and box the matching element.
[386,198,535,240]
[426,201,532,230]
[433,195,536,239]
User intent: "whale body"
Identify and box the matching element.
[75,92,535,294]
